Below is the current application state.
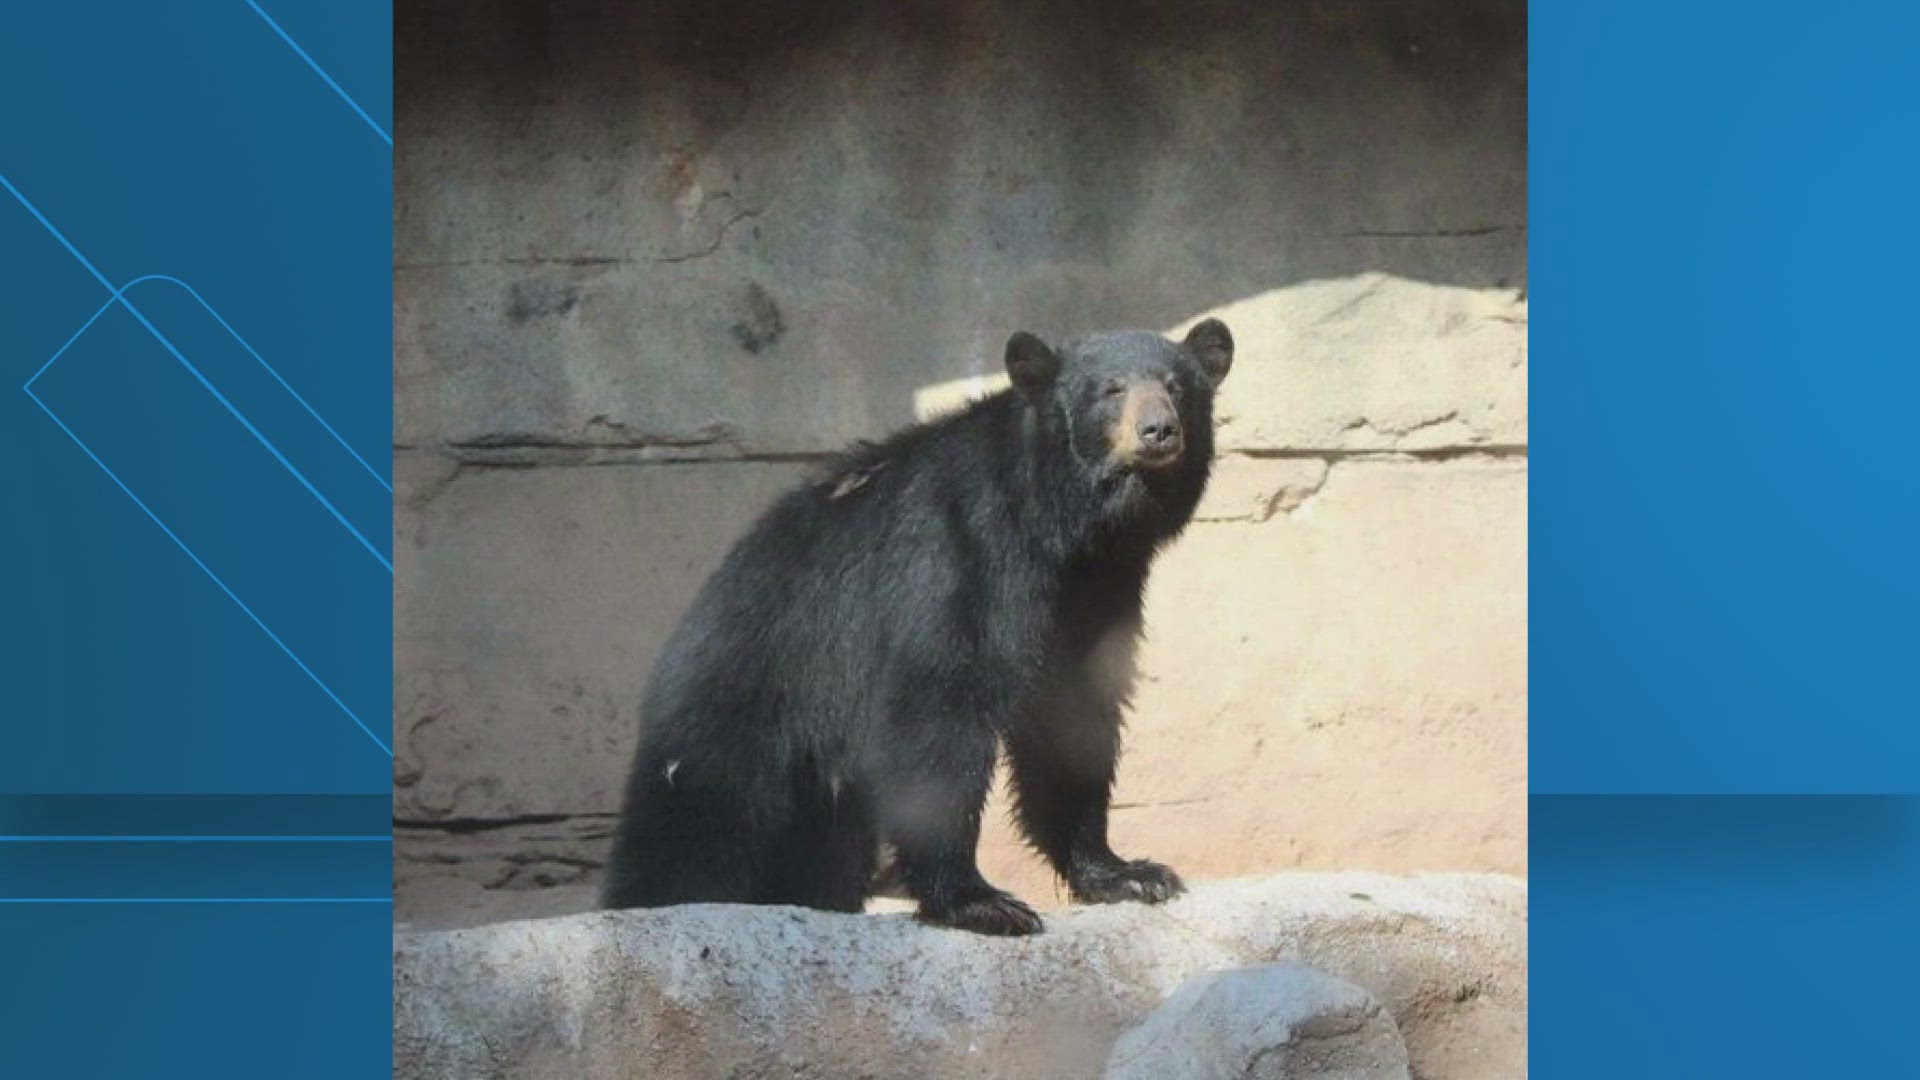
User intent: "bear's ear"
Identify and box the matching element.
[1183,318,1234,387]
[1004,331,1062,399]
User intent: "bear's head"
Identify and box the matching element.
[1004,319,1234,527]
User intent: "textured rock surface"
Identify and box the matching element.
[392,456,813,824]
[393,0,1528,922]
[916,278,1527,454]
[395,0,1526,455]
[1104,962,1410,1080]
[394,455,1527,909]
[393,873,1524,1080]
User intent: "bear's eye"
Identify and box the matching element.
[1101,382,1126,399]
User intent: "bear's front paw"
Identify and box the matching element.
[1070,859,1186,906]
[918,889,1044,936]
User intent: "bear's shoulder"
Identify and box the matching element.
[810,390,1021,501]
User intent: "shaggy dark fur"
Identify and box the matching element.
[600,319,1235,935]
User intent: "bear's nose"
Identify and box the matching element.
[1138,416,1183,458]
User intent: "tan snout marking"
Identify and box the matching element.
[1108,380,1149,459]
[1107,380,1174,464]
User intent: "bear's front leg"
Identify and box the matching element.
[1005,682,1187,908]
[872,716,1042,936]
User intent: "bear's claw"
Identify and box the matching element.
[918,890,1044,936]
[1070,859,1186,906]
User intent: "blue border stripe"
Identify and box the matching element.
[4,175,392,570]
[244,0,393,146]
[0,898,392,904]
[21,386,391,755]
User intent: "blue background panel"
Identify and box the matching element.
[1534,796,1920,1078]
[0,902,390,1078]
[2,3,394,1077]
[1532,3,1920,792]
[0,795,389,837]
[1,1,393,792]
[1531,4,1920,1075]
[0,838,388,899]
[23,296,389,776]
[0,3,392,470]
[108,276,394,558]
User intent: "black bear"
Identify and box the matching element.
[600,319,1235,935]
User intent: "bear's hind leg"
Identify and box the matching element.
[757,799,877,913]
[599,765,764,909]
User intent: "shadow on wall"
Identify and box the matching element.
[394,0,1526,454]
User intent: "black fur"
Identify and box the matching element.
[600,320,1235,935]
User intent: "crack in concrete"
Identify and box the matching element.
[395,221,1523,270]
[1339,410,1462,441]
[395,256,633,270]
[394,456,466,514]
[401,420,790,468]
[1111,796,1216,811]
[444,418,739,450]
[417,447,833,469]
[1237,446,1527,461]
[396,811,618,834]
[1198,459,1336,523]
[1307,224,1526,238]
[1264,460,1333,519]
[1315,274,1389,323]
[395,445,1527,470]
[578,415,738,447]
[655,208,762,264]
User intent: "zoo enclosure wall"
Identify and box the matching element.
[392,0,1528,927]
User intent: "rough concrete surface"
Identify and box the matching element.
[394,872,1524,1080]
[395,0,1525,454]
[392,456,813,823]
[394,454,1526,915]
[917,278,1527,454]
[1104,962,1410,1080]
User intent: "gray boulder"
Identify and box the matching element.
[393,872,1524,1080]
[1104,962,1410,1080]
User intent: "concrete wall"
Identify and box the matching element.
[393,0,1527,926]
